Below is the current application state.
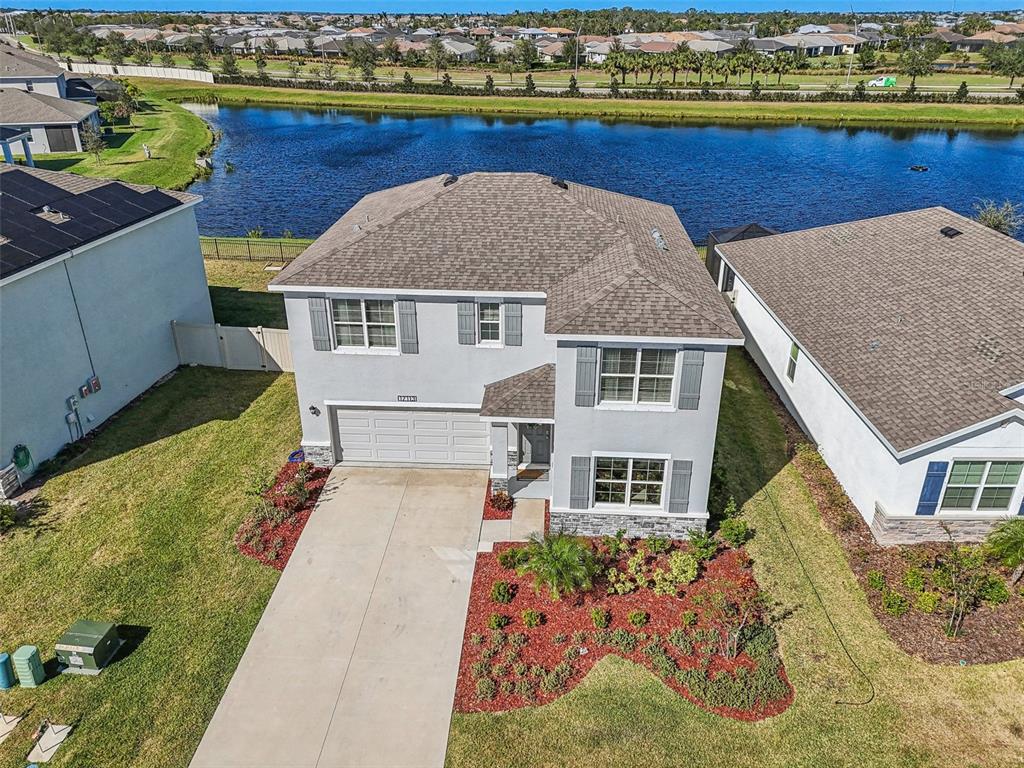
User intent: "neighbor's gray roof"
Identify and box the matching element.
[274,173,742,341]
[0,88,98,125]
[0,45,65,77]
[717,207,1024,453]
[481,364,556,420]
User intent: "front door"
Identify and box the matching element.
[520,424,551,465]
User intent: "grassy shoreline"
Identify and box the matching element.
[138,78,1024,128]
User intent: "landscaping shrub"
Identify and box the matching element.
[606,566,639,595]
[866,570,886,591]
[915,591,941,614]
[600,528,628,559]
[499,680,514,695]
[594,628,639,654]
[490,580,516,604]
[552,632,568,644]
[475,677,497,701]
[497,546,530,570]
[487,613,511,630]
[489,490,514,512]
[680,610,698,627]
[591,607,611,629]
[571,630,588,644]
[470,633,485,646]
[490,630,507,648]
[881,589,910,617]
[835,509,859,532]
[645,534,671,555]
[903,567,925,593]
[687,531,718,562]
[491,662,509,678]
[628,610,649,628]
[514,678,536,701]
[521,609,543,628]
[667,628,693,655]
[513,662,528,677]
[518,532,600,600]
[539,661,573,693]
[718,518,749,548]
[470,661,488,679]
[508,632,528,650]
[480,646,497,662]
[980,575,1011,606]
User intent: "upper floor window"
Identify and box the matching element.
[786,342,799,382]
[599,348,676,404]
[941,460,1022,512]
[478,302,501,343]
[594,457,665,507]
[332,298,396,349]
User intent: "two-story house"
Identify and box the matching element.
[271,173,744,537]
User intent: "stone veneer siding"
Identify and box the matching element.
[302,443,335,467]
[491,476,508,492]
[870,504,1005,546]
[551,509,706,538]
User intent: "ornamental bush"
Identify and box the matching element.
[915,591,941,613]
[518,533,600,600]
[521,609,543,628]
[866,570,886,591]
[487,613,511,630]
[497,546,530,570]
[902,567,925,593]
[490,580,515,604]
[980,575,1011,606]
[591,607,611,629]
[476,677,497,701]
[687,531,718,562]
[881,589,910,617]
[718,518,749,548]
[628,610,649,628]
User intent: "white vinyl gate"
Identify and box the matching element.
[332,408,490,466]
[171,321,293,372]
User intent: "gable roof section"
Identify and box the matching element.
[481,364,556,419]
[717,208,1024,454]
[0,165,198,281]
[0,45,64,78]
[273,173,741,341]
[0,88,97,125]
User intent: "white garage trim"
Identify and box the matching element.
[324,399,481,409]
[329,405,490,468]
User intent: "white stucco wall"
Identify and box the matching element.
[0,206,213,470]
[729,270,1024,523]
[0,74,66,98]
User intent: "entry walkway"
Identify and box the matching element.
[190,467,487,768]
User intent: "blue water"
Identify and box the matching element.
[184,103,1024,241]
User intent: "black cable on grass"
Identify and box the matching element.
[759,485,876,707]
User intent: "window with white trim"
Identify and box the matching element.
[598,349,676,404]
[331,298,397,348]
[941,460,1023,512]
[593,457,666,507]
[478,301,501,343]
[786,342,799,382]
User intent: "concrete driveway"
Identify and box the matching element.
[190,467,487,768]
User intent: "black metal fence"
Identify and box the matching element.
[200,236,310,262]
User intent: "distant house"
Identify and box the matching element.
[0,45,77,100]
[686,39,735,56]
[0,166,214,477]
[712,209,1024,545]
[960,30,1019,51]
[440,39,477,61]
[0,87,99,154]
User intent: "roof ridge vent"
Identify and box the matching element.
[442,174,459,186]
[550,177,568,190]
[940,226,962,238]
[650,227,668,251]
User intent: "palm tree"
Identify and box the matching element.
[695,50,715,84]
[676,45,696,85]
[772,51,794,85]
[987,518,1024,586]
[475,37,494,64]
[426,38,449,80]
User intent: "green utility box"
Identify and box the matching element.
[12,646,45,688]
[55,620,122,676]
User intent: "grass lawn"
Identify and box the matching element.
[138,79,1024,128]
[0,368,299,768]
[204,259,288,329]
[445,350,1024,768]
[31,97,212,190]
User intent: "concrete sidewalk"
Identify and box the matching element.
[190,467,487,768]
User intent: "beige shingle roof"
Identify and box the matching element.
[481,364,556,419]
[0,45,65,77]
[273,173,741,341]
[718,208,1024,453]
[0,87,97,125]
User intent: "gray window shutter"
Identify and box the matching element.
[397,300,418,354]
[574,346,598,407]
[308,297,332,351]
[669,460,693,514]
[915,461,948,516]
[570,456,592,509]
[457,301,476,345]
[678,349,705,410]
[504,302,523,346]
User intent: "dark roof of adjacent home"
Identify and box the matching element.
[0,87,97,125]
[273,172,742,341]
[481,364,556,420]
[0,165,198,281]
[708,222,779,244]
[717,207,1024,453]
[0,45,65,78]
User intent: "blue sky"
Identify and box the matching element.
[7,0,1010,14]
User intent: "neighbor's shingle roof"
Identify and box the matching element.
[718,208,1024,453]
[0,45,65,77]
[481,364,556,419]
[0,88,97,125]
[273,173,741,341]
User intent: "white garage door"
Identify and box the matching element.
[333,408,490,466]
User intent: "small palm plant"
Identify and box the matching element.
[517,533,599,601]
[987,518,1024,586]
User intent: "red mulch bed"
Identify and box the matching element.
[482,479,514,521]
[234,461,330,571]
[754,361,1024,665]
[454,538,793,720]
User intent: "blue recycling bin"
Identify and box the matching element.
[0,652,14,689]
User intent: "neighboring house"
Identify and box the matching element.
[0,87,99,154]
[270,172,744,537]
[0,45,68,99]
[440,39,478,61]
[0,166,213,478]
[711,209,1024,545]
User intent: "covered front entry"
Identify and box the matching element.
[519,422,552,466]
[331,407,490,466]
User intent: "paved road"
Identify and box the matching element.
[190,467,487,768]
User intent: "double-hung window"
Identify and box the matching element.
[331,298,397,349]
[599,349,676,404]
[941,460,1023,512]
[594,457,666,507]
[786,342,799,382]
[478,302,501,343]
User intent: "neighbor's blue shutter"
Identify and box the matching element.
[915,461,949,516]
[574,346,598,407]
[397,300,418,354]
[570,456,592,509]
[308,297,332,351]
[669,460,692,514]
[504,302,522,346]
[457,302,476,345]
[678,349,705,410]
[1018,494,1024,516]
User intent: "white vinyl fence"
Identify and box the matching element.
[171,321,293,372]
[62,61,215,83]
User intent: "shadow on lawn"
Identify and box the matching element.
[208,286,287,329]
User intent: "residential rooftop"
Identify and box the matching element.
[717,207,1024,453]
[0,45,65,78]
[0,87,97,125]
[273,172,742,341]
